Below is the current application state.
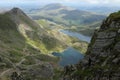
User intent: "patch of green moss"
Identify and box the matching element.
[8,50,23,63]
[73,69,92,77]
[109,11,120,21]
[26,37,49,54]
[0,14,17,30]
[116,35,120,41]
[53,68,63,80]
[23,56,36,65]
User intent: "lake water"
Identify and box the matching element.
[60,30,91,43]
[52,47,84,66]
[52,30,91,67]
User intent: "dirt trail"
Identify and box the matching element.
[0,69,13,77]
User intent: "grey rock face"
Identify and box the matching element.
[62,12,120,80]
[110,21,120,28]
[90,31,116,55]
[114,42,120,52]
[97,32,116,39]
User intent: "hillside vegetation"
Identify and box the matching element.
[0,8,89,80]
[0,8,61,80]
[29,3,106,36]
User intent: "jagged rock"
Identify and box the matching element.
[97,32,116,39]
[118,29,120,33]
[114,42,120,52]
[0,63,6,67]
[112,58,120,64]
[20,63,54,80]
[62,11,120,80]
[11,72,24,80]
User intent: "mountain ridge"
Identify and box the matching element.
[0,8,65,80]
[30,3,105,25]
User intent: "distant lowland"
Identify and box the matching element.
[28,3,106,36]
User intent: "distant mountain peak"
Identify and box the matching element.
[11,7,20,11]
[11,7,22,13]
[41,3,74,11]
[9,7,26,16]
[44,3,64,7]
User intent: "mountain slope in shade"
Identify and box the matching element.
[0,8,68,80]
[8,8,68,53]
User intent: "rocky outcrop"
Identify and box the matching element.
[62,11,120,80]
[10,63,54,80]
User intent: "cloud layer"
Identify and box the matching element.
[0,0,120,6]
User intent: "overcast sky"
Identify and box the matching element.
[0,0,120,7]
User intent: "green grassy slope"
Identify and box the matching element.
[0,8,62,80]
[6,8,69,54]
[36,19,88,53]
[29,3,106,36]
[0,8,89,80]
